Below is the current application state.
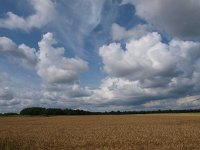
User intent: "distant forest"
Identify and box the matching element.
[0,107,200,116]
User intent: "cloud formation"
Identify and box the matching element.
[98,32,200,107]
[100,32,177,80]
[0,32,90,112]
[0,0,55,31]
[1,0,200,112]
[37,32,88,85]
[36,32,91,103]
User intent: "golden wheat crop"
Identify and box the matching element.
[0,114,200,150]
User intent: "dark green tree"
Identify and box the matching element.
[20,107,46,115]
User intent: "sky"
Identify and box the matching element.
[0,0,200,113]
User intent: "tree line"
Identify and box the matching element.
[18,107,200,116]
[19,107,99,116]
[0,107,200,116]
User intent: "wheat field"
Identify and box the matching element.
[0,114,200,150]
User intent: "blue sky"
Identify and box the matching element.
[0,0,200,112]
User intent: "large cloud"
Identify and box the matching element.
[36,33,91,102]
[0,36,37,67]
[122,0,200,40]
[100,32,178,80]
[37,32,88,84]
[0,0,55,31]
[98,32,200,107]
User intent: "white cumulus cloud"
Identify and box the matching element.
[100,32,178,80]
[37,32,88,85]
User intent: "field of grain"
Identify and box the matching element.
[0,114,200,150]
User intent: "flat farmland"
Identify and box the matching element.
[0,114,200,150]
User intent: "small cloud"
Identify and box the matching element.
[0,36,37,68]
[111,23,149,41]
[0,0,56,31]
